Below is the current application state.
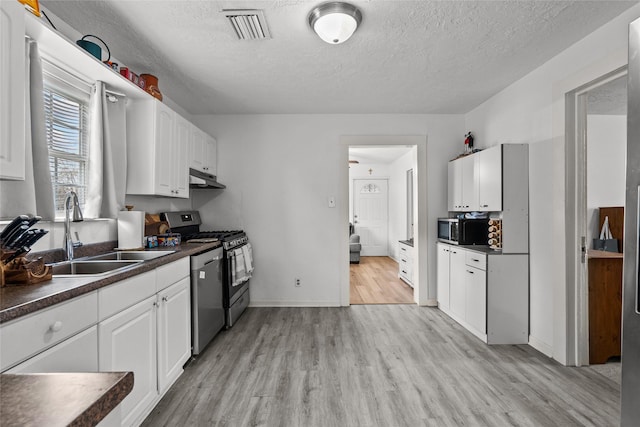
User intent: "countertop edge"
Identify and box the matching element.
[0,242,220,324]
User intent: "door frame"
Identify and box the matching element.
[352,178,389,257]
[567,66,627,366]
[340,135,428,306]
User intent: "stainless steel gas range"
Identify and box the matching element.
[162,211,253,351]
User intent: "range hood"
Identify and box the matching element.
[189,168,226,189]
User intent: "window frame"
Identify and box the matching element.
[41,61,92,218]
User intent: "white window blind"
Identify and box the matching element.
[42,66,91,215]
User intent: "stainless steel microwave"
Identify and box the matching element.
[437,218,489,245]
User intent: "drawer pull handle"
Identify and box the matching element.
[50,321,63,332]
[467,270,475,274]
[471,258,480,262]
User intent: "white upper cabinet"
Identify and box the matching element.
[448,155,477,212]
[477,145,502,211]
[126,99,189,198]
[0,1,25,180]
[190,126,217,175]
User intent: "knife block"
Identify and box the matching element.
[0,250,52,287]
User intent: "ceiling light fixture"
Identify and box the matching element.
[308,2,362,45]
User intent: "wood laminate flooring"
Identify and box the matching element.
[143,306,620,427]
[350,256,414,304]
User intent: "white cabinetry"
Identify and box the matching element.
[126,99,189,198]
[436,242,528,344]
[0,292,97,372]
[436,243,451,311]
[7,326,98,373]
[398,241,413,287]
[190,127,217,175]
[448,247,467,319]
[0,1,25,180]
[447,155,477,211]
[476,146,502,211]
[157,277,191,393]
[97,257,190,425]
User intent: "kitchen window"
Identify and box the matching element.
[42,64,91,215]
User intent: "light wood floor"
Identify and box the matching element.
[143,306,620,426]
[350,256,414,304]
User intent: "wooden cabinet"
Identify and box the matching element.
[126,99,189,198]
[0,1,26,180]
[588,252,623,364]
[436,243,451,311]
[436,242,528,344]
[191,127,217,175]
[398,241,413,287]
[157,277,191,393]
[99,295,158,427]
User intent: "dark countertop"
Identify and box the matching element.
[0,371,133,426]
[398,239,414,247]
[0,242,220,324]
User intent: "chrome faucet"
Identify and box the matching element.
[64,190,83,261]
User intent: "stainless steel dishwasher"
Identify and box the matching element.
[191,246,224,355]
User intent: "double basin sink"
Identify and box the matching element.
[49,251,175,277]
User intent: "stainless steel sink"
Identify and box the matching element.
[87,250,175,261]
[50,260,143,276]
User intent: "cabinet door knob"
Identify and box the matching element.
[50,320,63,332]
[162,296,168,302]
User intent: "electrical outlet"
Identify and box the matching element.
[295,278,301,287]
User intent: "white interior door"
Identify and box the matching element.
[354,179,388,256]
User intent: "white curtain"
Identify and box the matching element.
[0,40,55,220]
[84,81,127,218]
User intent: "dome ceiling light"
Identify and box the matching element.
[308,2,362,44]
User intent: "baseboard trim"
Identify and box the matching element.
[249,301,340,307]
[424,298,438,307]
[528,335,553,357]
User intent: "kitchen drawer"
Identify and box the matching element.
[156,257,189,292]
[99,270,156,321]
[0,292,97,371]
[465,250,487,271]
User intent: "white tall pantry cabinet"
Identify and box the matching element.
[439,143,529,344]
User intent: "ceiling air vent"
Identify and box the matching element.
[222,9,271,40]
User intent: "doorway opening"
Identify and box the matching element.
[348,145,416,304]
[568,68,626,373]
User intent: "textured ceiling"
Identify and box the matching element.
[41,1,637,115]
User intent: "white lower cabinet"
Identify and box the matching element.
[98,258,191,426]
[464,266,487,336]
[7,326,98,373]
[436,243,451,311]
[448,247,466,320]
[99,295,158,427]
[398,241,413,287]
[157,277,191,393]
[436,242,527,344]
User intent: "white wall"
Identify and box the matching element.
[587,115,626,244]
[464,4,640,364]
[192,114,463,307]
[388,149,416,260]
